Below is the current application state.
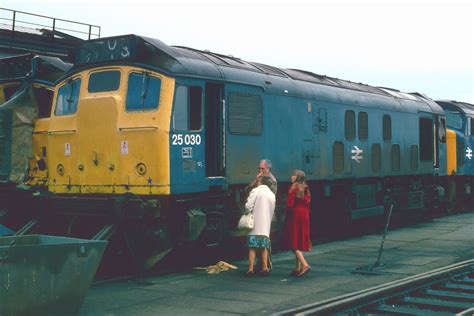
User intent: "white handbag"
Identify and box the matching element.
[238,213,254,230]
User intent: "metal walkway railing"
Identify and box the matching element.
[0,7,100,40]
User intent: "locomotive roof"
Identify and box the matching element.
[436,100,474,116]
[73,34,444,114]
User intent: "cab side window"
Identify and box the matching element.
[126,73,161,111]
[33,87,54,119]
[55,79,81,116]
[172,85,202,131]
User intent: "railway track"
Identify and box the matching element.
[275,259,474,315]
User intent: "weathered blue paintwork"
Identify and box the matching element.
[72,35,452,212]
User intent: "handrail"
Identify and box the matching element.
[119,126,158,132]
[0,7,101,39]
[48,129,77,135]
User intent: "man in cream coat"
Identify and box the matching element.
[244,176,276,276]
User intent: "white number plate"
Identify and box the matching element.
[172,134,201,146]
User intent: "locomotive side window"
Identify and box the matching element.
[411,145,419,169]
[88,70,121,93]
[358,112,368,140]
[55,78,81,116]
[392,144,400,170]
[437,117,446,143]
[126,73,162,111]
[470,117,473,136]
[333,142,344,172]
[419,118,433,161]
[228,93,262,135]
[33,87,54,119]
[372,143,381,171]
[189,87,203,130]
[172,85,202,131]
[345,110,355,140]
[383,115,391,141]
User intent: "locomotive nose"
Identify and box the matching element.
[49,96,120,193]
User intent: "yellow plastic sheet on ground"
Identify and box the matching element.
[194,261,238,274]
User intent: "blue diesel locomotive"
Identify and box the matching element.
[11,34,471,268]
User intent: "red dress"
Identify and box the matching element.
[282,187,311,251]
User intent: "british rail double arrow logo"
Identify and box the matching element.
[351,146,363,163]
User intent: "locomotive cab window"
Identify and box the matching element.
[88,70,121,93]
[470,117,473,136]
[172,85,202,131]
[126,73,162,111]
[445,111,462,130]
[345,110,355,140]
[437,116,446,143]
[33,86,54,119]
[55,78,81,116]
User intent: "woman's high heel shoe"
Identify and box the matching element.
[296,265,311,277]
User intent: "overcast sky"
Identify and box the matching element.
[2,0,473,103]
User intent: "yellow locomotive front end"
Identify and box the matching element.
[20,35,227,270]
[48,66,174,196]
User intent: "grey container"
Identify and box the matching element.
[0,234,107,316]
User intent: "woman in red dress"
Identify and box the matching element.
[283,170,311,277]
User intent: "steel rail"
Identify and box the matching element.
[274,259,474,315]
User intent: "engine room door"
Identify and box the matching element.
[205,83,224,178]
